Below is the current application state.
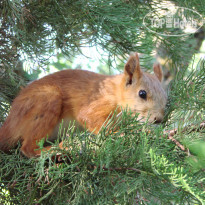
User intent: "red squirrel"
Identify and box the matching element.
[0,53,167,157]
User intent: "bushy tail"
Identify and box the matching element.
[0,119,20,152]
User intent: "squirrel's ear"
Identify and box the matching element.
[124,52,142,85]
[153,63,163,82]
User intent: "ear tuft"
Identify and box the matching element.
[124,52,142,85]
[153,63,163,82]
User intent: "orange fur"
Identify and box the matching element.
[0,53,167,157]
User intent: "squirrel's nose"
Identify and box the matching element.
[154,117,162,124]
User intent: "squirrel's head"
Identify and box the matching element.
[121,52,167,124]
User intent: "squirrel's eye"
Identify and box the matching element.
[139,90,147,100]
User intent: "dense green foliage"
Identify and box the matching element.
[0,0,205,204]
[0,107,205,204]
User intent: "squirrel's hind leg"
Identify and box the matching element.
[18,85,63,157]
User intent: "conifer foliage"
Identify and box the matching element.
[0,0,205,204]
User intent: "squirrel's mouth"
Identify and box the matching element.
[135,113,164,125]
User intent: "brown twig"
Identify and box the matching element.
[163,121,205,153]
[163,128,186,151]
